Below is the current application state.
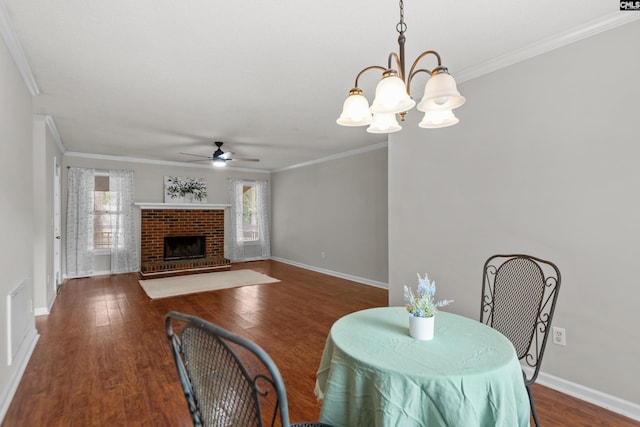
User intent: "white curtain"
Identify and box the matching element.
[255,180,271,259]
[226,179,271,262]
[109,169,138,273]
[226,178,244,261]
[66,167,95,277]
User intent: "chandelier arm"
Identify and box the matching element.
[407,69,432,94]
[387,52,403,79]
[406,50,442,93]
[354,65,387,88]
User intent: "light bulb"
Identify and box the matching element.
[417,70,465,112]
[434,97,448,105]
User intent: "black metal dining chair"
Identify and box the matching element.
[165,311,331,427]
[480,254,561,427]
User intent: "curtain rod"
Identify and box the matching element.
[66,166,108,171]
[66,166,130,173]
[227,178,269,183]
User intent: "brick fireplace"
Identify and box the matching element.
[137,204,231,277]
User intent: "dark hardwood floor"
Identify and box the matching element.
[3,260,638,426]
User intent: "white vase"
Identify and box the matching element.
[409,315,435,340]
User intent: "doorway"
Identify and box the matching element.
[53,157,62,291]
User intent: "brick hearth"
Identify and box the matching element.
[139,208,230,276]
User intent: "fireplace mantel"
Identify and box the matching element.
[135,202,230,210]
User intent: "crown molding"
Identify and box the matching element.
[456,12,640,83]
[63,151,271,174]
[44,116,65,154]
[272,141,388,173]
[0,0,39,96]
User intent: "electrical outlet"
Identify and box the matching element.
[321,251,326,259]
[552,326,566,346]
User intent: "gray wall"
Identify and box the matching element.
[389,21,640,405]
[271,146,388,285]
[0,35,37,416]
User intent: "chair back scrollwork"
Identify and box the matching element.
[480,254,561,386]
[165,311,332,427]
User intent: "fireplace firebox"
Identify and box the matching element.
[164,236,206,261]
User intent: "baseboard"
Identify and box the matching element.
[270,256,388,289]
[231,256,270,263]
[33,307,49,316]
[535,370,640,421]
[0,327,39,423]
[34,291,57,317]
[139,264,228,278]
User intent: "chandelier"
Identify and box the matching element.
[337,0,465,133]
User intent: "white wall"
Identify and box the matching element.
[0,33,38,419]
[271,146,388,285]
[389,21,640,408]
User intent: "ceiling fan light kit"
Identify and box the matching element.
[337,0,465,134]
[212,157,227,167]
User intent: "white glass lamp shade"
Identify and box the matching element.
[212,158,227,167]
[367,113,402,134]
[417,71,465,112]
[337,90,372,126]
[370,72,416,115]
[419,109,459,128]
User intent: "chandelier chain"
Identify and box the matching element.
[397,0,407,35]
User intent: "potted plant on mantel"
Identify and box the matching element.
[404,273,453,340]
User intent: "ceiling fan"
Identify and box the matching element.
[180,141,260,167]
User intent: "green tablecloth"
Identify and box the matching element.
[315,307,530,427]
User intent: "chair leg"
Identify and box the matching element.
[526,384,540,427]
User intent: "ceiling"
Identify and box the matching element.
[2,1,636,171]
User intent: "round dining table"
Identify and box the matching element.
[315,307,531,427]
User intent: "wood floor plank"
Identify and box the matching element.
[1,260,637,426]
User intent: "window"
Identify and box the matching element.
[93,175,114,249]
[241,184,259,242]
[67,167,137,277]
[227,178,270,262]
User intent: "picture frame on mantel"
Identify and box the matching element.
[163,176,208,204]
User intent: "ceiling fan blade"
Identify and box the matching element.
[185,158,214,163]
[227,157,260,162]
[180,143,258,164]
[180,152,211,159]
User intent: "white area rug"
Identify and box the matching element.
[138,269,280,299]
